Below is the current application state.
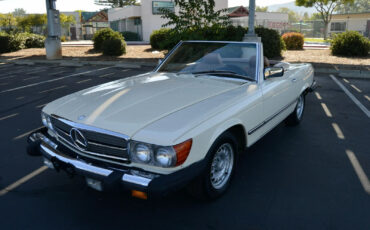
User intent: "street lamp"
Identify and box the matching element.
[243,0,260,42]
[45,0,62,59]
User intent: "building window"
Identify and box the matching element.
[331,22,346,31]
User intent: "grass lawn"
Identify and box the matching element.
[304,38,331,43]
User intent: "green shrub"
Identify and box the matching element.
[61,35,67,42]
[150,26,284,58]
[255,27,284,58]
[150,28,171,50]
[282,32,304,50]
[331,31,370,57]
[24,33,45,48]
[8,33,27,52]
[0,33,11,53]
[92,28,124,51]
[121,31,140,41]
[102,38,126,56]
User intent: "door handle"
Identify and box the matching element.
[291,78,297,83]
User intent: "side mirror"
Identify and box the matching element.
[264,67,284,79]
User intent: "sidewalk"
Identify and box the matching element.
[61,40,150,47]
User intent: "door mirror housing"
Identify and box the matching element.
[264,67,284,79]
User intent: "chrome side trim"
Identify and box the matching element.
[40,143,113,177]
[248,98,298,135]
[122,174,152,187]
[51,115,130,140]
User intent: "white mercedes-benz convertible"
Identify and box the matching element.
[27,41,316,200]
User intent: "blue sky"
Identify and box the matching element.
[0,0,293,14]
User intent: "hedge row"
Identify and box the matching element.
[92,28,127,56]
[331,31,369,57]
[150,26,285,58]
[0,32,45,53]
[282,32,304,50]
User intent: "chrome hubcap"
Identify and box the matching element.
[296,95,304,119]
[210,143,234,190]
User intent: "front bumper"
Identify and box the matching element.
[27,128,206,198]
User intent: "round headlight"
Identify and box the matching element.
[135,143,152,163]
[155,147,176,167]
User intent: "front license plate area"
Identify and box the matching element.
[86,177,103,191]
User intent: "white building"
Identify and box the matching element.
[108,0,228,42]
[329,12,370,38]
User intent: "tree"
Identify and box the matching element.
[335,0,369,14]
[160,0,229,32]
[276,7,300,22]
[94,0,137,7]
[256,6,268,12]
[17,14,47,32]
[296,0,354,39]
[0,13,17,29]
[12,8,26,17]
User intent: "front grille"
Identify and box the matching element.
[50,116,129,162]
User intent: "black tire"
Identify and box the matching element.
[187,131,238,200]
[286,93,305,126]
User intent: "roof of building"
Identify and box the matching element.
[81,10,108,23]
[228,6,249,18]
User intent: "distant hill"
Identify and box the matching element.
[267,1,318,15]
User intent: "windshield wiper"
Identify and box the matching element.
[190,70,255,82]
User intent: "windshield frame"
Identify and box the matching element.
[154,40,262,83]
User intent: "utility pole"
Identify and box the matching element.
[45,0,62,59]
[243,0,261,42]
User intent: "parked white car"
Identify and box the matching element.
[27,41,315,200]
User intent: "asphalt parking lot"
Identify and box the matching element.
[0,62,369,230]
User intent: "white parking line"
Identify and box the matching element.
[76,79,92,84]
[35,103,48,109]
[39,85,66,94]
[365,95,370,102]
[343,78,350,83]
[99,72,115,78]
[321,103,333,117]
[331,123,345,140]
[16,96,24,100]
[0,66,114,94]
[0,113,18,121]
[13,126,43,140]
[49,71,66,76]
[23,76,40,81]
[315,92,322,100]
[0,75,16,80]
[26,69,47,75]
[350,84,362,93]
[0,166,48,196]
[346,150,370,195]
[330,75,370,118]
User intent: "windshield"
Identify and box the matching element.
[157,42,258,81]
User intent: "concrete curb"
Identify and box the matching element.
[315,68,370,79]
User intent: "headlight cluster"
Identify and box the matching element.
[41,112,54,130]
[130,139,192,168]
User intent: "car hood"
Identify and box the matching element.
[43,72,243,137]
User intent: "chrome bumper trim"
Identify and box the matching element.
[38,135,153,187]
[122,174,151,187]
[40,144,113,177]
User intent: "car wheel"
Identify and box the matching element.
[286,93,305,126]
[187,132,238,200]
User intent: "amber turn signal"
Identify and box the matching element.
[131,190,148,200]
[174,139,192,166]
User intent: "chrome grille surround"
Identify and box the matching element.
[50,115,130,162]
